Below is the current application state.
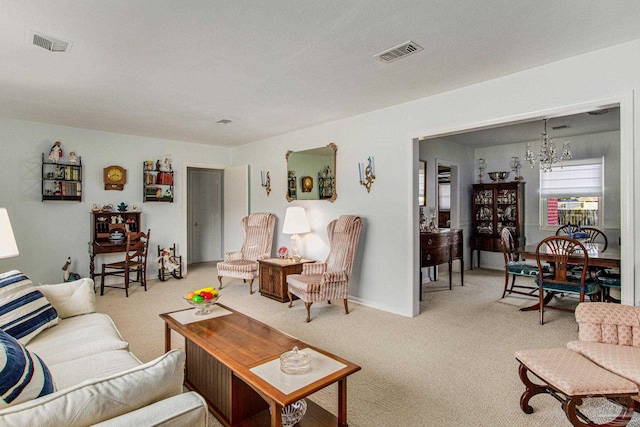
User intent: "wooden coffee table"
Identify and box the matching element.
[160,304,361,427]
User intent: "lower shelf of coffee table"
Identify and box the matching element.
[235,399,338,427]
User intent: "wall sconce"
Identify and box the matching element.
[358,156,376,193]
[260,171,271,196]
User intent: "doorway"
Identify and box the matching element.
[187,168,223,264]
[437,163,452,228]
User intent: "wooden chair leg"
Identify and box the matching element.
[288,291,294,308]
[539,286,545,325]
[124,269,129,298]
[305,302,313,323]
[248,279,254,294]
[343,299,349,314]
[100,265,106,295]
[501,272,508,298]
[218,276,223,289]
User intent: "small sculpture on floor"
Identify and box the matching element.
[61,257,81,282]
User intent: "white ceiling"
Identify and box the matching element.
[1,1,639,148]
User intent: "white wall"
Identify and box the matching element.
[1,39,639,316]
[233,39,640,316]
[0,118,230,283]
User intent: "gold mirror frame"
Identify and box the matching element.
[286,143,337,202]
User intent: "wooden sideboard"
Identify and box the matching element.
[420,229,464,297]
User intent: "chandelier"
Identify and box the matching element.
[524,118,572,172]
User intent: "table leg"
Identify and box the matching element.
[269,401,282,427]
[89,253,96,281]
[448,260,452,290]
[460,259,464,286]
[338,378,348,427]
[164,323,171,353]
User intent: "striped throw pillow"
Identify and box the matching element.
[0,271,60,344]
[0,328,55,408]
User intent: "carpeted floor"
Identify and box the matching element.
[95,264,640,426]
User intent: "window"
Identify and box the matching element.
[540,157,603,227]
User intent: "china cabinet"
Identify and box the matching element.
[471,182,525,267]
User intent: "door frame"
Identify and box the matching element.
[182,161,227,276]
[410,93,634,315]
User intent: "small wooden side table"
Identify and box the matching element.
[258,258,313,302]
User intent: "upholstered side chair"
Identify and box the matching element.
[217,212,275,294]
[287,215,362,322]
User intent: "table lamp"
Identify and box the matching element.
[0,208,19,259]
[282,207,310,261]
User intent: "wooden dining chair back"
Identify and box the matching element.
[555,224,579,236]
[580,227,608,251]
[499,228,539,298]
[534,236,599,325]
[101,229,151,297]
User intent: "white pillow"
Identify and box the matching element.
[36,278,96,319]
[0,349,185,426]
[0,271,60,344]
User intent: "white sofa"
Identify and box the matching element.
[0,274,208,426]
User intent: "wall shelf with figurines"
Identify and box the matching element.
[142,157,174,203]
[41,141,82,202]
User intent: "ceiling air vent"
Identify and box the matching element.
[374,41,423,63]
[29,31,73,53]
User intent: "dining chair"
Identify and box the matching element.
[287,215,362,322]
[555,224,579,236]
[499,228,540,298]
[580,227,608,251]
[101,229,151,297]
[534,236,600,325]
[217,212,276,294]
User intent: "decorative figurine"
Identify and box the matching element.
[156,160,161,171]
[61,257,81,282]
[117,202,128,212]
[132,205,138,212]
[162,155,172,171]
[54,181,61,195]
[48,141,62,163]
[163,188,173,198]
[278,247,289,259]
[92,204,100,212]
[68,151,78,164]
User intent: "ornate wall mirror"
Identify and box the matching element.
[286,143,337,202]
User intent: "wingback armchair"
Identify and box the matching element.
[217,212,275,294]
[287,215,362,322]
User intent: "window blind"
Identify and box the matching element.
[539,157,603,198]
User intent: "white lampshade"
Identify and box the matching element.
[282,207,310,235]
[0,208,19,259]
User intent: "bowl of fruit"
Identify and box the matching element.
[184,286,220,315]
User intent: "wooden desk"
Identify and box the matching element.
[420,229,464,297]
[258,258,313,303]
[89,211,141,281]
[160,305,360,427]
[519,243,620,269]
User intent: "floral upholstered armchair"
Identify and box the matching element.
[287,215,362,322]
[217,212,275,294]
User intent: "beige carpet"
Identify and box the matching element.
[95,264,640,426]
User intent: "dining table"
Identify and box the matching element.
[516,242,621,311]
[518,242,621,269]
